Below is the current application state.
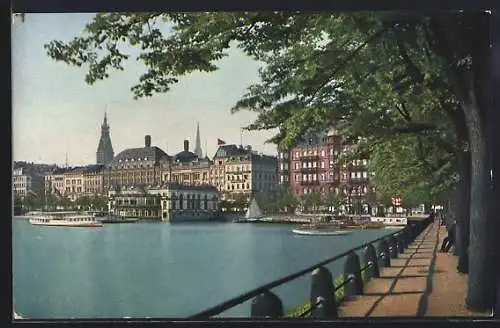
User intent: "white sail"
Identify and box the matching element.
[245,198,263,219]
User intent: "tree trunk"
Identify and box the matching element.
[490,10,500,316]
[464,99,495,311]
[454,150,471,273]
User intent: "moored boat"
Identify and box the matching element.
[233,198,264,223]
[292,222,352,236]
[292,228,352,236]
[28,211,102,227]
[99,215,139,224]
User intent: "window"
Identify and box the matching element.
[295,174,300,182]
[321,162,325,168]
[363,172,368,178]
[321,150,325,156]
[303,174,307,181]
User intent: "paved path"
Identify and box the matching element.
[339,221,492,317]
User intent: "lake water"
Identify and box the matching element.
[12,219,401,319]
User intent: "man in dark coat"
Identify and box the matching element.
[440,220,456,253]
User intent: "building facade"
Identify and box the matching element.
[108,183,219,221]
[96,112,114,165]
[277,146,291,185]
[164,139,212,185]
[44,165,106,199]
[12,164,44,199]
[286,126,371,212]
[103,135,170,192]
[212,144,278,201]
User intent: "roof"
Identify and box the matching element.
[111,146,170,167]
[173,150,198,163]
[214,145,251,158]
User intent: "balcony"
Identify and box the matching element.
[299,154,320,160]
[300,180,320,186]
[299,167,320,173]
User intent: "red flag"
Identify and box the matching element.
[217,138,226,145]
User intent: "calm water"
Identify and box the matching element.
[12,219,400,318]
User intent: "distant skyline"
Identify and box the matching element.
[12,13,278,167]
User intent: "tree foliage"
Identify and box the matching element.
[44,11,496,309]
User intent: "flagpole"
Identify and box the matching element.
[240,127,243,146]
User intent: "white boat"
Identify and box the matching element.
[370,216,408,226]
[28,211,103,227]
[292,229,352,236]
[233,198,263,223]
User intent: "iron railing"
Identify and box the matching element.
[189,216,433,319]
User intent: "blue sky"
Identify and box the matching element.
[12,13,278,166]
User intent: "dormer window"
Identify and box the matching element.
[125,159,129,162]
[119,159,122,163]
[131,158,135,162]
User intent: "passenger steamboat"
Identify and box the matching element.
[28,211,103,227]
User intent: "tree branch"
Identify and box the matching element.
[308,27,390,101]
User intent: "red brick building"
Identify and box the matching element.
[279,126,371,213]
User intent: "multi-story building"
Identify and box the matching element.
[212,144,278,201]
[103,135,170,191]
[45,167,70,197]
[107,183,219,221]
[277,146,291,185]
[44,165,106,200]
[83,164,106,196]
[12,164,44,199]
[96,112,114,165]
[286,126,371,212]
[64,167,86,200]
[289,127,334,196]
[164,140,212,185]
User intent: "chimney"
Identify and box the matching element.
[145,135,151,147]
[184,140,189,152]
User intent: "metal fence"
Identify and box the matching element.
[190,216,433,319]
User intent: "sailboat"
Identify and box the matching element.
[233,198,263,223]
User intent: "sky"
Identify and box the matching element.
[11,13,278,167]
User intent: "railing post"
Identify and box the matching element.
[251,291,283,318]
[378,239,391,267]
[343,252,363,298]
[404,227,412,246]
[363,243,380,279]
[387,236,398,259]
[396,233,405,254]
[310,266,337,319]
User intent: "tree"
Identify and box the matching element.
[44,11,496,311]
[276,187,298,213]
[324,191,344,214]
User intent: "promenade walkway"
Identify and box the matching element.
[339,220,492,317]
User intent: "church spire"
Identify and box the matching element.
[194,122,203,158]
[96,109,114,165]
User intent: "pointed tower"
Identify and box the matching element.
[96,111,114,165]
[194,122,203,158]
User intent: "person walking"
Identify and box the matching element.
[440,220,456,253]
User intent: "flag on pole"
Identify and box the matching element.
[217,138,226,145]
